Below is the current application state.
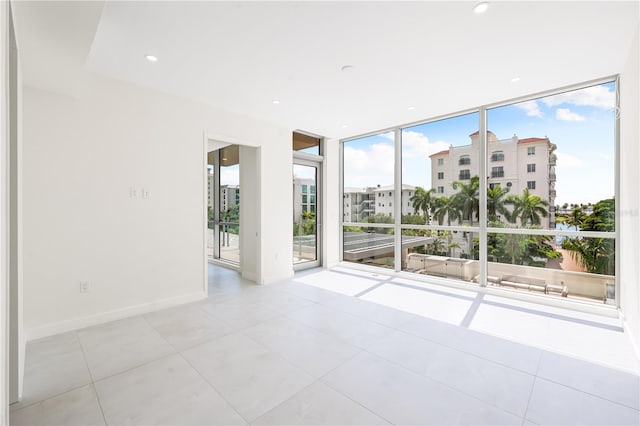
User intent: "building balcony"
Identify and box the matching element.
[549,190,557,197]
[491,171,505,178]
[549,173,557,181]
[549,154,557,165]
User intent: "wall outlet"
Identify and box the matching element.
[80,281,89,293]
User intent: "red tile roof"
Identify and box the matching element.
[429,150,449,157]
[469,130,496,137]
[518,137,549,144]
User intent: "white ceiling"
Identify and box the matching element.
[12,1,640,139]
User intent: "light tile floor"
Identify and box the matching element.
[10,264,640,425]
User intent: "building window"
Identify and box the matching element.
[437,158,444,166]
[527,146,536,155]
[302,195,307,203]
[389,202,392,207]
[527,181,536,190]
[437,172,444,180]
[302,184,307,193]
[389,192,392,196]
[527,163,536,173]
[491,151,504,162]
[437,186,444,193]
[459,155,471,166]
[491,166,504,178]
[459,169,471,180]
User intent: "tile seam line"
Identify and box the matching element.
[177,350,250,425]
[359,347,529,420]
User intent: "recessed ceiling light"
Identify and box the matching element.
[222,157,228,161]
[341,124,349,128]
[511,76,521,83]
[145,54,158,62]
[272,100,280,105]
[473,2,489,14]
[341,65,355,73]
[407,106,416,110]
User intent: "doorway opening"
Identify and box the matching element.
[207,144,240,266]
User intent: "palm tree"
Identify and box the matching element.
[452,176,480,225]
[487,184,510,223]
[410,187,435,224]
[566,206,587,231]
[431,195,461,226]
[505,188,549,226]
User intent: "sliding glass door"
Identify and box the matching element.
[293,161,320,269]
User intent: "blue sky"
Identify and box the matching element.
[343,82,616,206]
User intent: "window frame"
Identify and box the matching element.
[339,75,619,312]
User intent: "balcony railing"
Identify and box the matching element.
[491,154,505,162]
[405,254,615,305]
[491,171,505,178]
[549,173,557,180]
[549,154,557,165]
[458,172,471,180]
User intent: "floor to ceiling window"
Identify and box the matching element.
[400,112,480,280]
[341,79,618,307]
[342,131,395,269]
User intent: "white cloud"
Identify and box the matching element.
[401,130,450,158]
[555,151,587,168]
[293,164,315,180]
[555,108,585,122]
[220,167,239,185]
[542,85,615,109]
[343,142,395,188]
[515,100,543,117]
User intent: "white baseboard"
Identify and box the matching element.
[25,291,208,342]
[260,271,294,285]
[622,316,640,366]
[242,271,257,282]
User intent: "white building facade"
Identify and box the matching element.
[430,131,557,228]
[293,177,317,220]
[343,184,417,222]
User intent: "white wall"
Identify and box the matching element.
[620,26,640,357]
[0,0,9,421]
[8,9,23,403]
[323,138,340,268]
[259,132,293,283]
[239,145,259,282]
[23,73,293,339]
